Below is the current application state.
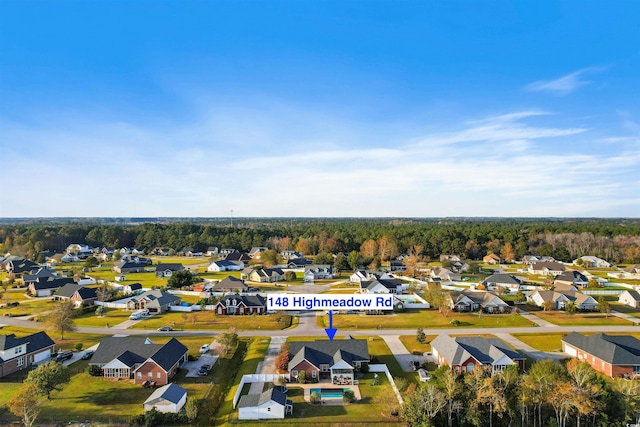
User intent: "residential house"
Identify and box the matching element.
[185,249,203,257]
[286,258,310,269]
[430,267,461,282]
[360,278,404,294]
[114,259,150,274]
[389,260,407,272]
[238,387,292,420]
[249,247,269,259]
[481,273,522,292]
[150,247,172,256]
[90,336,188,385]
[212,276,248,292]
[27,277,77,297]
[526,290,598,311]
[61,253,80,263]
[6,258,39,278]
[440,255,462,263]
[22,267,58,286]
[123,283,143,295]
[126,290,181,313]
[528,261,566,276]
[0,332,55,378]
[575,256,611,268]
[553,282,578,292]
[206,246,219,256]
[219,248,238,256]
[242,268,285,283]
[143,383,187,414]
[431,335,525,374]
[446,290,509,313]
[155,263,185,278]
[213,295,266,315]
[303,265,334,282]
[483,254,501,264]
[618,290,640,309]
[349,270,392,284]
[207,260,245,272]
[223,252,251,263]
[554,270,589,288]
[522,255,556,265]
[623,264,640,274]
[562,332,640,378]
[54,284,98,307]
[288,338,369,384]
[281,251,303,260]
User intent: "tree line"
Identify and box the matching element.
[1,218,640,264]
[401,359,639,427]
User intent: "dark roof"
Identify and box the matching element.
[55,283,85,298]
[155,263,185,272]
[131,290,181,308]
[622,290,640,301]
[219,294,266,307]
[223,252,251,262]
[150,338,188,371]
[31,277,76,291]
[287,258,310,267]
[213,276,248,290]
[23,268,57,282]
[76,286,98,300]
[91,337,163,365]
[0,331,55,361]
[482,274,521,285]
[362,278,401,291]
[562,332,640,365]
[128,283,143,290]
[238,387,287,408]
[116,350,147,367]
[289,339,369,370]
[555,270,588,283]
[145,383,187,405]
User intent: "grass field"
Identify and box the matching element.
[0,297,56,317]
[73,309,133,327]
[611,303,640,317]
[533,311,633,326]
[130,311,295,330]
[398,334,438,354]
[316,310,535,330]
[513,331,640,352]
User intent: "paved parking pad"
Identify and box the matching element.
[184,354,218,377]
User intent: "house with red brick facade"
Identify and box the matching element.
[214,295,266,315]
[89,336,188,385]
[287,338,369,385]
[561,332,640,378]
[0,332,55,378]
[431,335,525,375]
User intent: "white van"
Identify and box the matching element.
[417,368,431,382]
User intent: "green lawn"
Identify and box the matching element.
[534,311,633,326]
[0,298,56,317]
[0,325,105,352]
[511,332,569,352]
[316,309,535,330]
[611,303,640,317]
[398,334,438,354]
[130,311,295,330]
[73,309,134,327]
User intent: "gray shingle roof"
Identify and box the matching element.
[55,283,85,298]
[213,276,247,290]
[431,335,524,366]
[238,387,287,408]
[482,274,521,286]
[562,332,640,365]
[288,339,369,370]
[31,277,76,290]
[219,295,266,307]
[155,263,185,272]
[91,337,163,365]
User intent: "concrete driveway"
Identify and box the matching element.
[382,335,429,373]
[184,353,218,377]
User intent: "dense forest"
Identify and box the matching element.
[1,218,640,264]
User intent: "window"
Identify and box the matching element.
[291,370,298,377]
[15,346,23,355]
[634,366,640,375]
[312,370,317,378]
[17,357,24,367]
[137,372,142,380]
[157,372,161,379]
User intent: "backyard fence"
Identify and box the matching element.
[233,374,291,408]
[369,364,403,405]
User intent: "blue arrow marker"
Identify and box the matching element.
[325,310,337,341]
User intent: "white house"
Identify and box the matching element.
[238,387,292,420]
[575,256,611,268]
[143,383,187,414]
[527,290,598,311]
[349,270,392,284]
[618,290,640,309]
[207,260,245,272]
[303,265,334,282]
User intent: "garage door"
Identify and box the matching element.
[564,345,577,357]
[33,350,51,363]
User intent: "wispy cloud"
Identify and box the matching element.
[526,68,604,95]
[1,109,638,217]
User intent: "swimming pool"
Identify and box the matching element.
[310,388,347,399]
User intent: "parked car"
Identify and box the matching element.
[200,344,209,354]
[417,368,431,382]
[157,326,173,331]
[54,351,74,362]
[81,350,94,360]
[198,364,211,376]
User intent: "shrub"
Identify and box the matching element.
[416,327,426,343]
[88,365,103,376]
[310,391,321,404]
[297,371,307,384]
[74,343,83,351]
[344,389,356,403]
[449,319,461,326]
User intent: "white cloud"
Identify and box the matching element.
[1,109,639,217]
[526,68,604,95]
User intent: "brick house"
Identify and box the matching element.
[562,332,640,378]
[90,336,188,385]
[0,332,55,378]
[287,338,369,385]
[214,295,266,315]
[431,335,525,375]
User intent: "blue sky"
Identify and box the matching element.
[1,1,639,217]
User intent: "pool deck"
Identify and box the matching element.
[289,383,361,404]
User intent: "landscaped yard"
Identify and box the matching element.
[0,325,105,352]
[0,297,56,317]
[398,334,438,354]
[129,311,296,330]
[73,308,132,327]
[511,332,569,352]
[533,311,633,326]
[316,309,535,330]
